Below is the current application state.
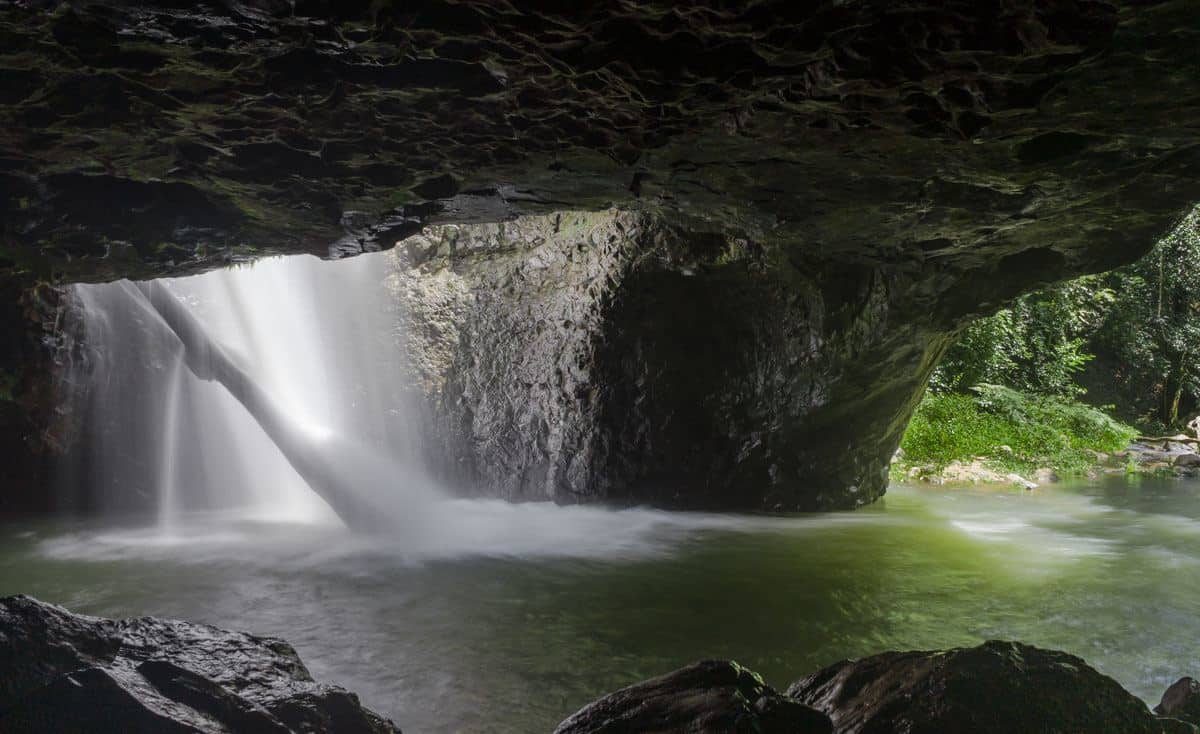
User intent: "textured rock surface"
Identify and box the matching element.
[389,211,646,503]
[553,659,832,734]
[786,639,1159,734]
[1158,677,1200,726]
[389,210,950,509]
[0,277,64,516]
[1,1,1198,285]
[0,594,400,733]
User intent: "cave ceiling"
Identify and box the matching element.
[0,0,1197,305]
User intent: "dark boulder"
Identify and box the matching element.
[786,640,1158,734]
[553,660,832,734]
[1160,718,1200,734]
[1157,677,1200,726]
[0,595,400,733]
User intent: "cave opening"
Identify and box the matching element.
[2,0,1200,731]
[2,212,1195,734]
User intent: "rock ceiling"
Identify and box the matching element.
[0,0,1196,309]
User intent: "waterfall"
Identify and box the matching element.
[58,253,442,532]
[157,358,185,531]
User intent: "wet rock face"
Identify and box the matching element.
[0,595,400,733]
[552,659,832,734]
[391,212,648,504]
[391,211,949,509]
[786,640,1160,734]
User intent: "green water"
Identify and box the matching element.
[2,478,1198,732]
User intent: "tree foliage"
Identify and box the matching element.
[931,277,1114,398]
[931,205,1200,430]
[1092,207,1200,429]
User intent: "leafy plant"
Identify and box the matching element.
[1092,206,1200,427]
[899,385,1136,477]
[931,204,1200,431]
[931,277,1114,398]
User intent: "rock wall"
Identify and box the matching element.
[2,1,1197,284]
[0,277,70,516]
[387,211,649,502]
[389,211,953,510]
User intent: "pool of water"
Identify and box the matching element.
[2,477,1199,732]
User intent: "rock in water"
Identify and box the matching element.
[0,595,400,733]
[553,660,832,734]
[1158,677,1200,725]
[1174,454,1200,469]
[786,640,1158,734]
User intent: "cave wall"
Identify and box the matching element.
[387,212,645,502]
[593,253,952,510]
[0,277,69,516]
[389,211,955,510]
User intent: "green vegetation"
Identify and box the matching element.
[1091,210,1200,430]
[930,276,1113,399]
[900,205,1200,480]
[899,385,1136,478]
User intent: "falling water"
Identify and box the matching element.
[156,358,185,531]
[58,253,440,531]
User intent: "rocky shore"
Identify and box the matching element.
[1118,437,1200,478]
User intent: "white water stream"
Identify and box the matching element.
[60,253,438,530]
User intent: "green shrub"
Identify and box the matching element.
[1091,206,1200,428]
[931,205,1200,431]
[931,279,1113,398]
[899,385,1136,477]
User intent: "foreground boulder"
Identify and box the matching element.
[787,640,1158,734]
[555,643,1187,734]
[553,660,832,734]
[1157,678,1200,727]
[0,595,399,733]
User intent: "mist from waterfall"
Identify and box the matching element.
[57,253,438,530]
